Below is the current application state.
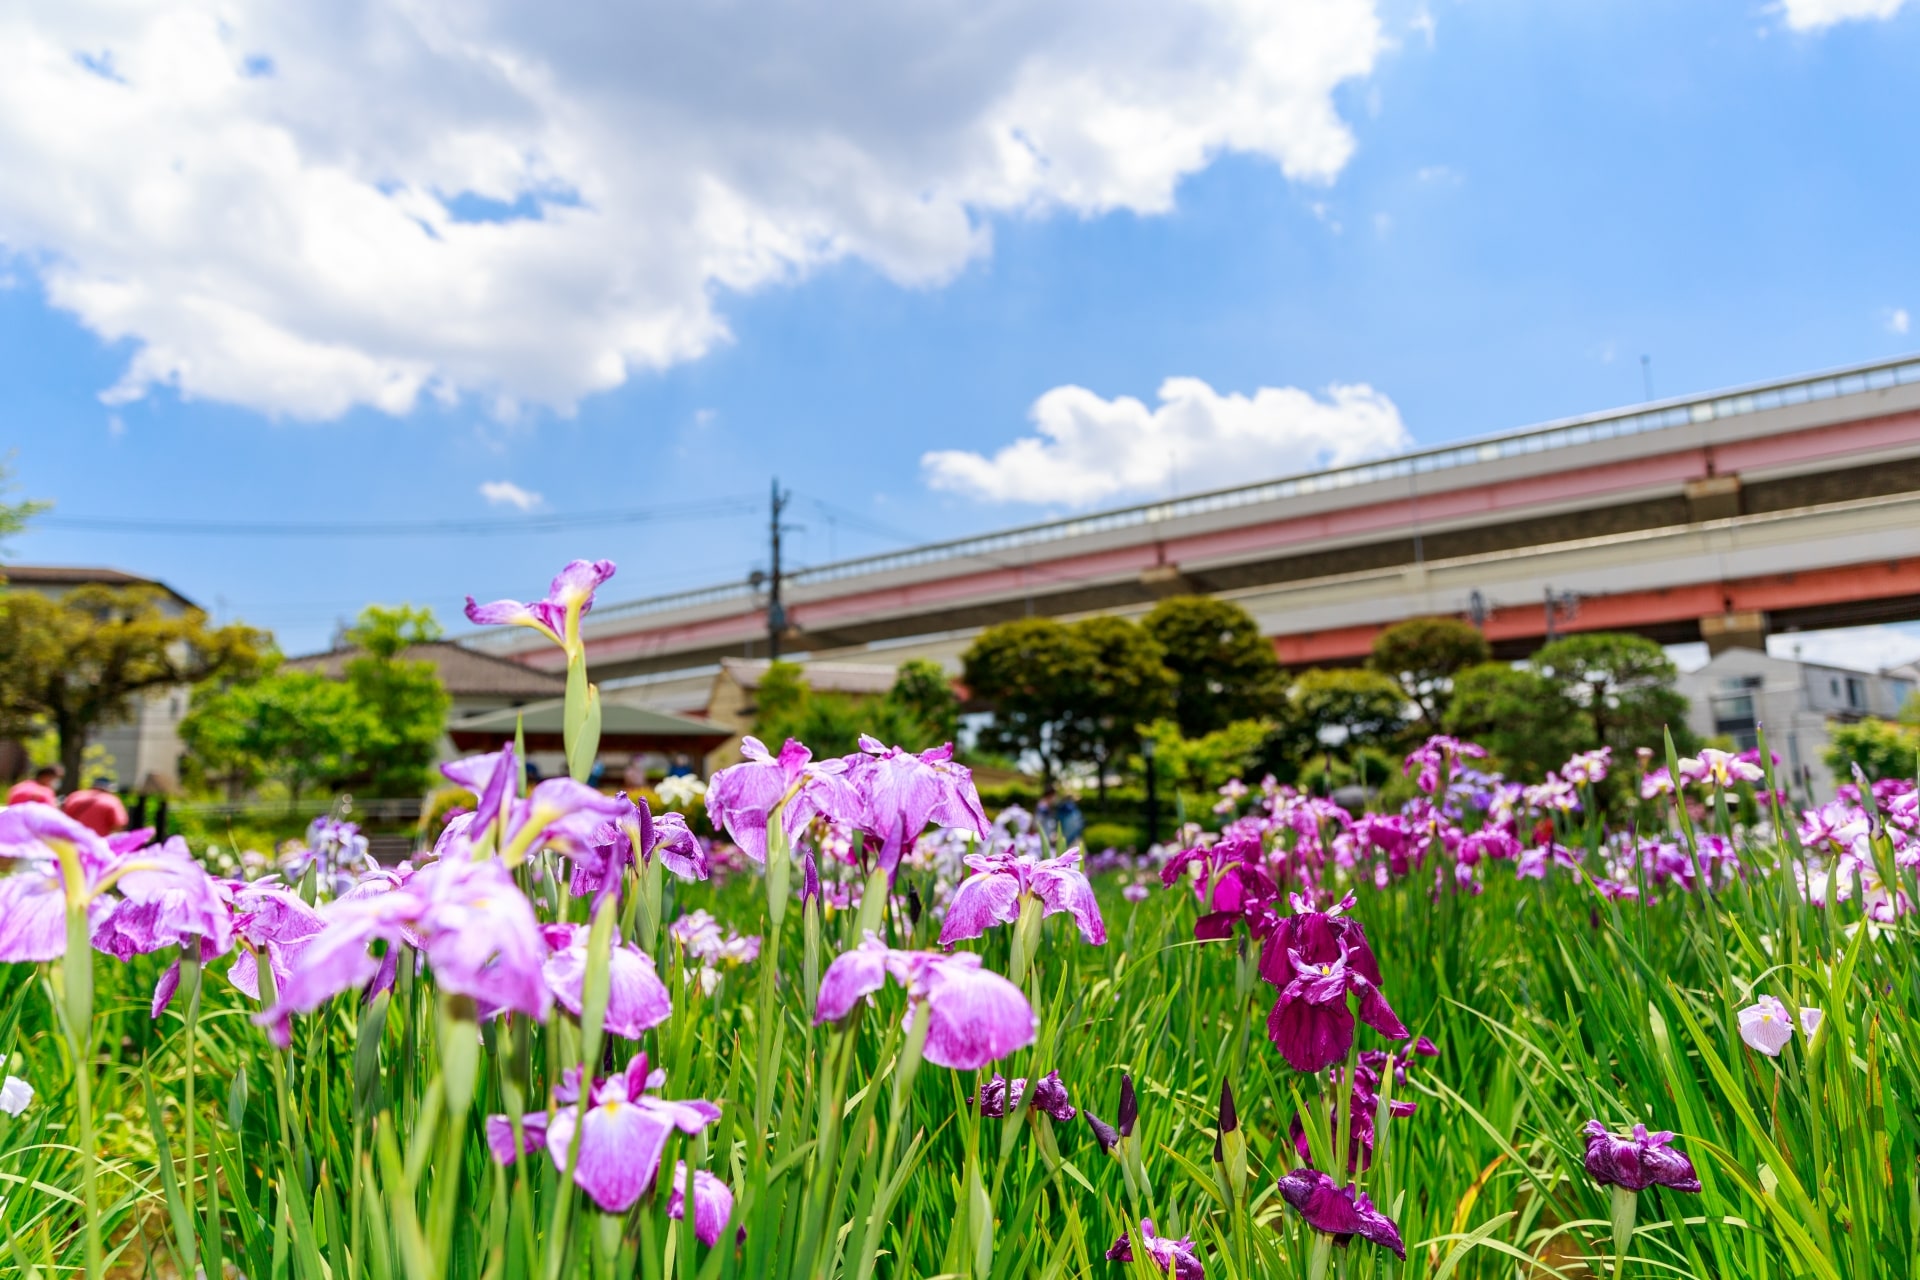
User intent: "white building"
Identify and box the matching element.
[1678,648,1917,800]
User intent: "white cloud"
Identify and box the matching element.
[479,479,542,511]
[1779,0,1909,30]
[0,1,1385,421]
[922,376,1411,507]
[1888,307,1911,335]
[1769,625,1920,673]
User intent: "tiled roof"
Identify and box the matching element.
[284,640,567,698]
[2,564,200,610]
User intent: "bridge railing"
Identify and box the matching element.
[475,353,1920,644]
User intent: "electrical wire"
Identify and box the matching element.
[37,495,762,539]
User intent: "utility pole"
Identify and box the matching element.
[768,477,789,660]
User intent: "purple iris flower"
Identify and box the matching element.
[815,934,1037,1070]
[567,795,709,906]
[705,737,858,865]
[274,856,550,1028]
[843,736,989,874]
[1105,1219,1204,1279]
[1581,1121,1701,1193]
[667,1162,735,1247]
[1289,1050,1422,1174]
[1258,894,1407,1073]
[975,1069,1076,1120]
[91,836,235,960]
[489,1053,720,1215]
[0,810,228,964]
[502,778,634,863]
[442,746,519,839]
[1275,1168,1406,1259]
[540,923,672,1039]
[150,876,323,1018]
[1084,1073,1137,1153]
[464,559,616,655]
[939,848,1106,946]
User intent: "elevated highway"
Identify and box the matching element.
[470,355,1920,709]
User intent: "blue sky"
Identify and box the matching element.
[4,0,1919,663]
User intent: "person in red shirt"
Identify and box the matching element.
[62,781,129,836]
[6,764,64,807]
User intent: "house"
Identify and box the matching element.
[1677,647,1918,800]
[284,639,568,721]
[0,565,202,791]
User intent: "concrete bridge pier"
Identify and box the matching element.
[1701,609,1768,656]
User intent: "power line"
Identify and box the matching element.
[36,496,762,539]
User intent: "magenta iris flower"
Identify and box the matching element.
[464,559,616,655]
[1105,1219,1204,1278]
[540,923,672,1039]
[667,1162,736,1247]
[275,856,550,1027]
[815,935,1037,1070]
[975,1069,1076,1120]
[843,736,989,874]
[1275,1168,1406,1259]
[1258,894,1408,1073]
[1162,829,1282,942]
[705,736,858,864]
[1581,1121,1701,1193]
[939,848,1105,946]
[1403,735,1487,795]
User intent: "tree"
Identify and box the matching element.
[1443,662,1588,780]
[0,584,267,787]
[180,669,371,802]
[961,618,1097,785]
[1142,596,1287,736]
[1532,633,1697,758]
[0,461,49,558]
[754,658,962,759]
[1369,617,1490,727]
[340,606,452,796]
[1135,715,1274,792]
[1068,616,1176,800]
[885,659,961,748]
[1290,668,1408,753]
[1826,718,1920,784]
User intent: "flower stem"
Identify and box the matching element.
[60,907,101,1280]
[853,1001,930,1280]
